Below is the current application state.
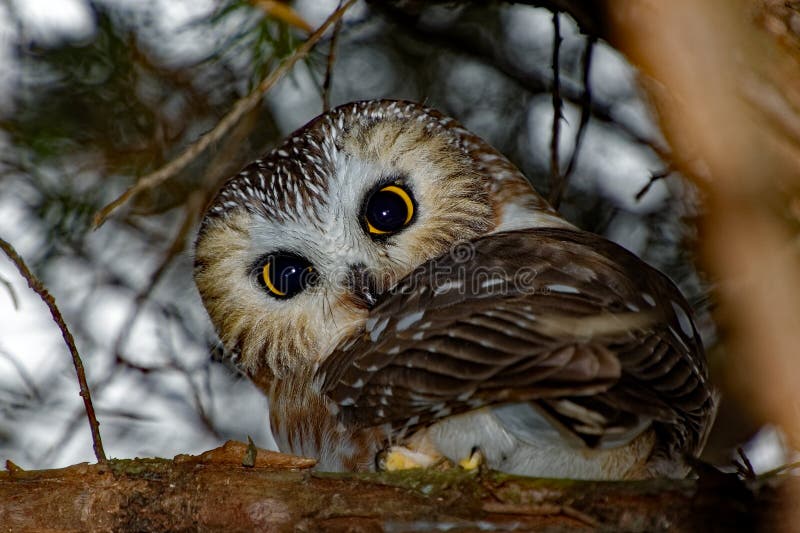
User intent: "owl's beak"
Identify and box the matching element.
[346,263,379,310]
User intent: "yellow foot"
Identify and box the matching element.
[458,448,484,471]
[379,445,442,471]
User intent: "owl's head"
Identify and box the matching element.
[194,100,560,379]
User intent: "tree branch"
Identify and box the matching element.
[0,441,786,532]
[322,1,345,112]
[92,0,358,228]
[0,237,106,463]
[548,11,564,207]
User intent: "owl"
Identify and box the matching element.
[194,100,716,479]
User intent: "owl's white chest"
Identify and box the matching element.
[420,405,657,480]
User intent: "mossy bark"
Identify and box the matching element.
[0,442,788,532]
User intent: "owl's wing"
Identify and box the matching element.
[314,228,716,454]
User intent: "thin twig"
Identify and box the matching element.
[322,0,344,112]
[548,11,564,207]
[111,97,254,386]
[376,4,669,160]
[160,308,221,439]
[557,35,596,208]
[111,197,200,362]
[0,237,106,463]
[93,0,357,228]
[635,167,673,201]
[48,107,252,464]
[0,275,19,309]
[757,460,800,480]
[735,447,757,480]
[0,347,42,401]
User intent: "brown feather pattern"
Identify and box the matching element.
[316,228,716,460]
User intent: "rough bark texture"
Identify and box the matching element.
[0,442,789,532]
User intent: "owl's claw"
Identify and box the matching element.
[377,445,442,471]
[458,447,484,471]
[377,444,486,474]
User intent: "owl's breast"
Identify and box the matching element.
[268,377,389,471]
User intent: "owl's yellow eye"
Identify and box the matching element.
[259,253,317,299]
[364,184,415,236]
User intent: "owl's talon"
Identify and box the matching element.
[378,445,441,471]
[458,447,484,471]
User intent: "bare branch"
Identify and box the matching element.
[548,11,564,207]
[92,0,358,228]
[0,276,18,310]
[0,347,42,401]
[560,35,596,198]
[635,167,673,201]
[382,0,606,35]
[735,447,757,480]
[0,237,106,463]
[110,198,200,364]
[323,1,345,112]
[375,4,666,157]
[0,446,784,531]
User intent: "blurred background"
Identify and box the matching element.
[0,0,788,471]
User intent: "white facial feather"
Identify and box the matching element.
[248,154,382,276]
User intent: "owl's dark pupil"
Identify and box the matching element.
[366,187,412,233]
[263,254,316,299]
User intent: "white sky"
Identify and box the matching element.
[10,0,96,44]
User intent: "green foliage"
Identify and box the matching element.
[1,0,296,251]
[2,0,295,176]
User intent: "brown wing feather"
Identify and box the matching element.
[315,228,716,456]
